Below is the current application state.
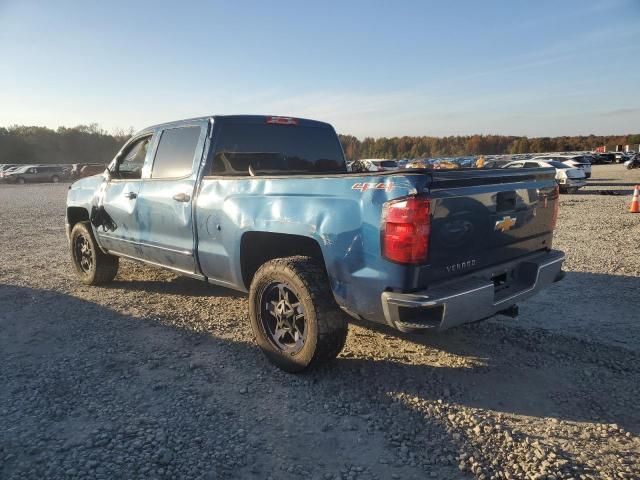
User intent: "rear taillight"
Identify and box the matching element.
[550,185,559,230]
[382,196,431,264]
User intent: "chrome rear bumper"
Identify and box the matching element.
[381,250,565,332]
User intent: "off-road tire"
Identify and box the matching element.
[70,221,119,285]
[249,256,348,373]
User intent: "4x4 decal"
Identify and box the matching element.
[352,182,395,192]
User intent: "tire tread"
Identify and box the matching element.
[70,222,119,285]
[250,256,347,371]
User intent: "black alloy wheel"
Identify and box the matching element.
[248,256,348,372]
[73,233,94,274]
[260,282,307,354]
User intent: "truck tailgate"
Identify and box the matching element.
[415,167,558,286]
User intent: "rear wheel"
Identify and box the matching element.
[249,256,348,373]
[16,177,25,184]
[70,222,119,285]
[51,175,60,183]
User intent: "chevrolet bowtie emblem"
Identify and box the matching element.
[495,216,517,232]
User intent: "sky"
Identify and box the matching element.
[1,0,639,138]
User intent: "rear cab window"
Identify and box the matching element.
[210,118,346,176]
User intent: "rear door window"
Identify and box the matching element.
[151,126,202,179]
[211,122,346,175]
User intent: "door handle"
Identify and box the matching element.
[172,193,191,202]
[124,191,137,199]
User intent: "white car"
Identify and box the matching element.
[347,159,378,172]
[534,155,591,178]
[615,152,630,163]
[503,159,586,193]
[368,159,399,171]
[347,159,398,172]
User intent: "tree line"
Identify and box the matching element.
[0,124,132,165]
[1,124,639,165]
[338,133,640,160]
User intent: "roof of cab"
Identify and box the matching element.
[135,115,333,136]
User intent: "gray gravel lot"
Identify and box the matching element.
[1,164,639,479]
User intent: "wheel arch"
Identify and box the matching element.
[240,231,327,290]
[66,206,90,229]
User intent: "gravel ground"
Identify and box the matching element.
[1,164,639,480]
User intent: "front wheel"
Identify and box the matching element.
[51,175,60,183]
[70,222,119,285]
[16,177,25,184]
[249,256,348,373]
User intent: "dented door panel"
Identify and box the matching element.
[131,121,208,273]
[96,180,143,257]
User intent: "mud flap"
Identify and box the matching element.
[90,179,117,232]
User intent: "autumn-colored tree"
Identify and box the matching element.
[1,125,638,165]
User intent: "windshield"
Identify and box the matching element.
[211,123,346,175]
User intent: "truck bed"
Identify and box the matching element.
[194,166,559,325]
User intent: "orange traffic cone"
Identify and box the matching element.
[630,185,640,213]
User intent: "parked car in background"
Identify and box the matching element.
[348,159,384,172]
[350,159,398,172]
[482,158,512,169]
[432,160,460,170]
[503,159,586,193]
[369,159,399,171]
[70,163,107,179]
[534,155,591,178]
[0,164,22,174]
[0,164,23,179]
[593,153,615,164]
[615,152,630,164]
[0,165,69,184]
[1,165,30,183]
[624,154,640,169]
[405,159,430,169]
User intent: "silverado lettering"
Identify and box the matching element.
[446,260,477,273]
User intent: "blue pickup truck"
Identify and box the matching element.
[66,115,565,372]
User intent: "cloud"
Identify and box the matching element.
[599,107,640,117]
